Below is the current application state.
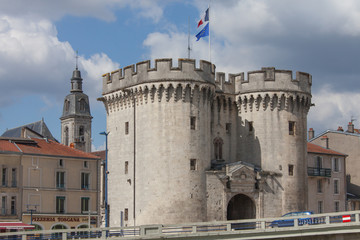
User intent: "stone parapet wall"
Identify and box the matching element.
[102,59,215,95]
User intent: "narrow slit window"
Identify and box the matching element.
[249,121,253,132]
[190,116,196,130]
[125,161,128,174]
[226,123,231,134]
[190,159,197,171]
[288,164,294,176]
[124,208,128,221]
[125,122,129,135]
[289,121,295,135]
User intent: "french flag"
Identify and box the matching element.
[197,7,209,28]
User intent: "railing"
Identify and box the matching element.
[2,211,360,239]
[308,167,332,177]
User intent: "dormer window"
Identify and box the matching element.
[79,99,86,111]
[65,100,70,112]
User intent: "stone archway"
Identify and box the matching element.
[227,194,256,220]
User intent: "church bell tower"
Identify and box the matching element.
[60,64,92,152]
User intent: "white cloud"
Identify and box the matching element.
[80,53,120,101]
[0,16,119,109]
[141,0,360,135]
[308,86,360,132]
[0,0,164,22]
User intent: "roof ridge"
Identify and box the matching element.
[3,120,43,132]
[43,138,99,158]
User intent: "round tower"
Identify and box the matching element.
[60,67,93,152]
[99,59,216,226]
[235,67,312,216]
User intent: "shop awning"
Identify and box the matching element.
[0,222,35,230]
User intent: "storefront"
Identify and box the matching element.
[0,222,35,233]
[22,214,98,231]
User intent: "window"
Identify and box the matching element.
[81,197,90,213]
[59,159,63,167]
[249,121,254,132]
[65,100,70,112]
[190,116,196,130]
[316,156,322,169]
[84,161,88,168]
[56,196,65,214]
[80,99,86,111]
[125,122,129,135]
[288,164,294,176]
[1,196,6,215]
[125,161,128,174]
[334,179,339,194]
[124,208,128,221]
[64,127,69,146]
[10,196,15,215]
[190,159,197,171]
[2,168,7,187]
[226,123,231,134]
[81,173,90,190]
[56,171,65,189]
[318,201,323,213]
[335,201,340,212]
[317,179,322,193]
[79,126,85,142]
[11,168,16,187]
[213,138,223,160]
[333,158,340,172]
[289,121,295,135]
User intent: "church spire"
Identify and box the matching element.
[71,51,83,93]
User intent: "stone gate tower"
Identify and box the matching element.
[99,58,312,226]
[60,67,92,152]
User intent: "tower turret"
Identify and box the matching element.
[99,59,312,226]
[71,67,83,92]
[60,66,92,152]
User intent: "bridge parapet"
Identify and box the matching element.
[5,211,360,239]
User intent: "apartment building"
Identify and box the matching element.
[0,137,100,230]
[307,142,347,213]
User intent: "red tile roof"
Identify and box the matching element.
[0,138,99,159]
[92,150,105,160]
[307,142,347,156]
[0,139,21,152]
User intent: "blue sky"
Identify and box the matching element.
[1,0,360,150]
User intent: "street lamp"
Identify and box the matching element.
[99,131,109,228]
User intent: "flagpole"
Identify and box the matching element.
[208,4,211,63]
[188,16,191,59]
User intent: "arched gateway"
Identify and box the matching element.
[227,194,256,220]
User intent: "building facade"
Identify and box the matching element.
[0,137,100,230]
[309,122,360,210]
[307,142,347,213]
[98,58,312,226]
[60,67,92,153]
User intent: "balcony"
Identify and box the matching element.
[307,167,331,177]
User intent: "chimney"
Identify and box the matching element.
[308,128,314,140]
[348,122,354,133]
[321,135,329,149]
[337,126,344,131]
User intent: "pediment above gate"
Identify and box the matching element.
[228,164,257,184]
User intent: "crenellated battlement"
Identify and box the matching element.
[101,61,312,100]
[102,58,216,95]
[234,67,312,94]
